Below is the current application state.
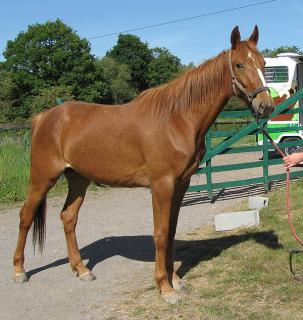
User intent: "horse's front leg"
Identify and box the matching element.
[167,179,191,292]
[151,177,180,304]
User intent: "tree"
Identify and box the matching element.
[262,46,303,57]
[106,34,153,91]
[29,86,74,114]
[0,69,18,105]
[146,47,181,87]
[3,19,108,107]
[97,56,137,104]
[177,62,195,74]
[0,69,26,122]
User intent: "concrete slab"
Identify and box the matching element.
[248,196,269,210]
[215,210,260,231]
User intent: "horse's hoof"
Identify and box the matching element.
[172,279,187,292]
[161,291,181,304]
[14,272,28,283]
[79,271,96,281]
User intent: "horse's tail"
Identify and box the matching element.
[32,197,47,253]
[31,112,48,253]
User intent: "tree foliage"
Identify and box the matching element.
[0,69,18,103]
[29,86,74,114]
[262,46,303,57]
[3,19,108,109]
[97,56,137,104]
[146,47,181,87]
[106,34,153,92]
[0,69,24,122]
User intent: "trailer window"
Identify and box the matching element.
[264,66,289,83]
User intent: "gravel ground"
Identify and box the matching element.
[0,152,296,320]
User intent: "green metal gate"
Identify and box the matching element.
[187,89,303,199]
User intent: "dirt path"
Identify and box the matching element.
[0,152,297,320]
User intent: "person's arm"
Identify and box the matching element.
[283,152,303,169]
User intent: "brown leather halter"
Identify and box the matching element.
[228,49,269,104]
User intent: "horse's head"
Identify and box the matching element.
[229,25,274,118]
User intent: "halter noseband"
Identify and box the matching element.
[228,49,269,103]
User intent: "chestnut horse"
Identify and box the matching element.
[13,26,273,304]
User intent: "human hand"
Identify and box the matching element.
[283,152,303,169]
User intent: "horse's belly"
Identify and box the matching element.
[95,168,150,187]
[69,159,150,188]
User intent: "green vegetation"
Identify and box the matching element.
[97,56,137,104]
[0,131,31,202]
[262,46,303,58]
[146,47,182,87]
[116,179,303,319]
[0,130,67,204]
[2,19,109,121]
[106,34,153,92]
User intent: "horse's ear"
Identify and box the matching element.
[249,25,259,46]
[231,26,241,49]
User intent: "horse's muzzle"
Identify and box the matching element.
[252,92,274,119]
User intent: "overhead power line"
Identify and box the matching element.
[88,0,277,40]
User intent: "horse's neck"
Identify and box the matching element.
[190,70,232,136]
[199,89,231,133]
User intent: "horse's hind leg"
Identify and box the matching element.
[13,173,60,283]
[60,169,94,281]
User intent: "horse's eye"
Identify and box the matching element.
[236,63,244,69]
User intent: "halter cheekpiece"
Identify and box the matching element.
[228,49,269,103]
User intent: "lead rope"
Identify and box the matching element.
[257,120,303,247]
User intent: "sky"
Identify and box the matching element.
[1,0,303,65]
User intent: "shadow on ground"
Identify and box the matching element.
[27,230,282,280]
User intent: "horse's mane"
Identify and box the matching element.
[134,50,229,124]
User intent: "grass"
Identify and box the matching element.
[113,179,303,320]
[0,132,68,205]
[0,133,31,203]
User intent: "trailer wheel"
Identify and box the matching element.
[283,137,303,156]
